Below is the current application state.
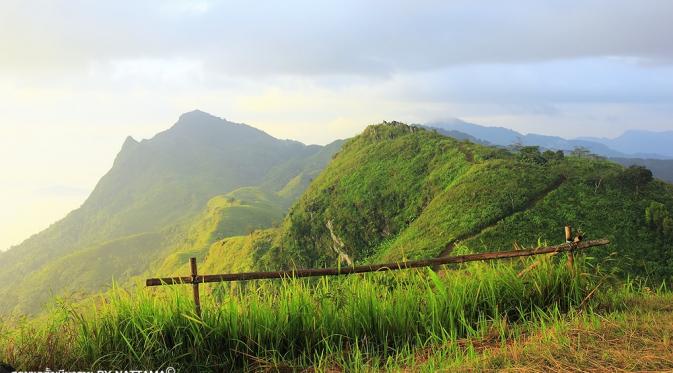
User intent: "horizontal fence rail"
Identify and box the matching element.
[146,226,609,316]
[147,239,609,287]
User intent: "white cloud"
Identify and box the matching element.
[1,1,673,250]
[2,1,673,75]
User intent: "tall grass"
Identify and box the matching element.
[1,257,619,371]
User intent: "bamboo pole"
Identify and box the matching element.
[190,257,201,317]
[147,239,609,287]
[565,226,575,269]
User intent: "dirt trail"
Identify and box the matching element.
[437,175,566,258]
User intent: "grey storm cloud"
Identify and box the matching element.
[2,0,673,76]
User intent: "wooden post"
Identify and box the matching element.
[565,226,574,269]
[190,257,202,317]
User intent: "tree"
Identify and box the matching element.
[645,202,667,228]
[483,148,512,160]
[619,165,653,195]
[509,136,524,152]
[570,146,592,158]
[518,146,547,165]
[542,149,564,162]
[589,175,604,194]
[645,201,673,239]
[663,216,673,239]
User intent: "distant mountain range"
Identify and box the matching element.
[424,119,673,182]
[426,119,672,159]
[580,130,673,159]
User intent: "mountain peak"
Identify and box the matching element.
[112,136,140,167]
[177,109,222,123]
[122,135,138,147]
[168,110,237,139]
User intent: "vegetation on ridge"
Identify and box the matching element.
[193,122,673,286]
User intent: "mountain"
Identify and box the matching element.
[0,110,342,314]
[185,122,673,285]
[427,119,672,159]
[581,130,673,159]
[426,119,625,156]
[426,119,520,145]
[422,125,487,144]
[4,116,672,315]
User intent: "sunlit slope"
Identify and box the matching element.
[11,232,167,312]
[10,184,298,313]
[0,111,341,314]
[197,122,673,284]
[153,188,286,276]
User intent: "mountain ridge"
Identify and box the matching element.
[579,129,673,158]
[0,111,342,314]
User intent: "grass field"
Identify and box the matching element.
[2,254,662,372]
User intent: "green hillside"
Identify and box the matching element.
[0,111,341,315]
[153,188,287,277]
[193,122,673,284]
[3,119,671,316]
[3,121,673,372]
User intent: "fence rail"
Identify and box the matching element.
[147,239,608,286]
[145,226,609,316]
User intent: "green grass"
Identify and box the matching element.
[382,160,560,259]
[0,256,623,371]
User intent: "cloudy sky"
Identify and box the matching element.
[1,0,673,250]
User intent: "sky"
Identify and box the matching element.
[1,0,673,251]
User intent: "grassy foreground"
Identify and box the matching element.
[456,292,673,371]
[0,257,663,372]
